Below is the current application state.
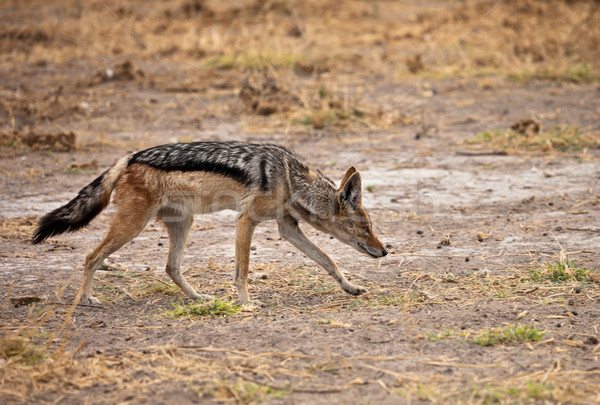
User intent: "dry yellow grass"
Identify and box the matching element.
[466,125,599,153]
[2,1,600,403]
[2,0,599,139]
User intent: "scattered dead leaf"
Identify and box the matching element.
[79,60,148,87]
[67,160,98,171]
[406,54,424,73]
[510,118,541,136]
[10,295,47,306]
[440,234,451,246]
[475,231,488,240]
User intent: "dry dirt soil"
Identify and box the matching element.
[1,0,600,404]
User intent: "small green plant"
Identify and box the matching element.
[318,87,328,99]
[365,185,376,193]
[479,163,497,170]
[374,293,410,306]
[471,324,544,347]
[529,260,596,283]
[62,166,83,175]
[164,298,241,318]
[234,381,287,403]
[472,381,558,403]
[426,329,452,341]
[494,289,512,298]
[211,379,288,402]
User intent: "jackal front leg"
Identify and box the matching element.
[235,214,260,308]
[277,215,366,295]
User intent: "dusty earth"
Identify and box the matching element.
[2,0,600,404]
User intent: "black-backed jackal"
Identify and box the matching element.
[33,142,387,308]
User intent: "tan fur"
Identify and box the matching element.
[75,163,386,308]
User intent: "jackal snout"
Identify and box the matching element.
[348,220,387,258]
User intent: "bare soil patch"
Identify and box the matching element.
[1,1,600,404]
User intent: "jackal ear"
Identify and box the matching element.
[338,172,362,210]
[339,166,358,191]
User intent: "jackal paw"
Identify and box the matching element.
[81,296,101,306]
[343,284,367,296]
[193,294,216,302]
[241,299,265,312]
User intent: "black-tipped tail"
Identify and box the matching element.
[32,171,109,244]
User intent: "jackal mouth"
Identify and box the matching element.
[358,242,381,258]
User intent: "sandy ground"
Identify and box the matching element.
[1,1,600,404]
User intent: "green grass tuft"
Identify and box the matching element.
[472,381,559,403]
[210,379,288,403]
[471,323,544,347]
[426,329,452,341]
[164,298,241,318]
[529,260,597,283]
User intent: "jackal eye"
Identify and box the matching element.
[362,225,370,233]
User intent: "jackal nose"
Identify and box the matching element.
[381,249,388,257]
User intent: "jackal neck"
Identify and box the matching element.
[286,164,337,221]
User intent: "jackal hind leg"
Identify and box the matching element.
[160,210,214,302]
[79,204,154,306]
[277,215,366,296]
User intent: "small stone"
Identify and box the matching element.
[585,336,599,345]
[255,101,278,116]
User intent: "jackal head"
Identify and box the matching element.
[304,167,388,259]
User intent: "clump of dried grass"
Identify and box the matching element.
[0,336,45,364]
[0,216,38,241]
[3,0,599,83]
[422,0,600,78]
[466,125,599,153]
[239,70,302,116]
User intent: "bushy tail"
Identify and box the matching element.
[32,153,132,244]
